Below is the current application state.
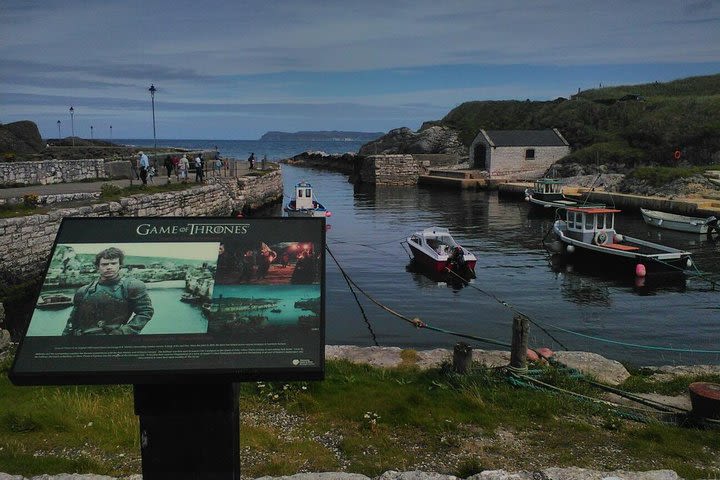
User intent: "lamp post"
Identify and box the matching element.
[110,125,113,141]
[69,106,75,147]
[149,84,157,152]
[90,125,94,140]
[57,120,61,140]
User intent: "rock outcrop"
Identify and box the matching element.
[0,121,45,156]
[359,125,465,157]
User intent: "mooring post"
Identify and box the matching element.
[510,315,529,371]
[453,342,473,374]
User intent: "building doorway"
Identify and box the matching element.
[473,145,487,169]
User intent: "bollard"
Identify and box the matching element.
[509,315,529,372]
[452,342,473,374]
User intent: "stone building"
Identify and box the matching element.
[468,129,570,179]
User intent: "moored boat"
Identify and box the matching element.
[525,178,604,213]
[640,208,718,235]
[551,207,694,276]
[405,227,477,275]
[36,293,73,310]
[284,181,331,217]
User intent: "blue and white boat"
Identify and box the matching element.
[284,182,332,217]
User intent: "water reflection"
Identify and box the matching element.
[405,259,473,292]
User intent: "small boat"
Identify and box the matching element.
[405,227,477,275]
[640,208,719,235]
[180,293,204,304]
[284,181,332,217]
[36,293,73,310]
[552,207,694,276]
[525,178,603,213]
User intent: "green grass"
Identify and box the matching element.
[0,356,718,478]
[627,164,720,187]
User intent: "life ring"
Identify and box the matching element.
[594,231,608,245]
[673,149,681,160]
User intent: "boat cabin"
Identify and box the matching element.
[293,182,316,210]
[410,228,459,255]
[564,207,622,245]
[533,178,564,198]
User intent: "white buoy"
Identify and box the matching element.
[566,245,575,253]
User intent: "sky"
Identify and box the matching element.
[1,0,719,140]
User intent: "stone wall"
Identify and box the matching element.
[358,154,419,185]
[0,170,283,282]
[0,159,106,186]
[487,145,570,180]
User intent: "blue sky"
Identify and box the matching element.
[1,0,719,140]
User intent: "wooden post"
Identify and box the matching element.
[453,342,473,374]
[510,315,529,371]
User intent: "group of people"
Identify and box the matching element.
[133,149,228,185]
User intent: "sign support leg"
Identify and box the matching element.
[133,383,240,479]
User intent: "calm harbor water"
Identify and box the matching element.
[272,164,720,367]
[21,138,719,367]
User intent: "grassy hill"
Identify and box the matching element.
[439,74,720,170]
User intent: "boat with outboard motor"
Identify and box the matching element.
[404,227,477,276]
[36,293,73,310]
[640,208,719,235]
[284,181,331,217]
[525,178,604,213]
[551,207,694,276]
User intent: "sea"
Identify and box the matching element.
[55,139,720,366]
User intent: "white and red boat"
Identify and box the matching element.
[405,227,477,275]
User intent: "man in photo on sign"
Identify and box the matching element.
[62,247,154,335]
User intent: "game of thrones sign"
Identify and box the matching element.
[10,217,326,385]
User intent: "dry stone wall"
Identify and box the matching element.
[359,154,419,185]
[0,159,106,186]
[0,171,283,282]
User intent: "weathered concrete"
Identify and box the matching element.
[358,155,419,185]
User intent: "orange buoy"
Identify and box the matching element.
[536,347,554,359]
[673,149,682,160]
[526,349,540,362]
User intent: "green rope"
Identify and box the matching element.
[548,324,720,354]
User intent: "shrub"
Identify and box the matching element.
[22,194,39,208]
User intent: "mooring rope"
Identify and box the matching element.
[325,245,513,349]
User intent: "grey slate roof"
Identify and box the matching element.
[485,129,567,147]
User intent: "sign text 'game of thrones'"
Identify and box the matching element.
[10,217,325,385]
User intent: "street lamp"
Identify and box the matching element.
[148,84,157,152]
[110,125,113,141]
[69,106,75,147]
[90,125,94,140]
[57,120,61,140]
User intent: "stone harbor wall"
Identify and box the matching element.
[358,154,419,185]
[0,159,106,186]
[0,171,283,282]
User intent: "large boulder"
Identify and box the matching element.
[0,120,45,156]
[359,125,465,156]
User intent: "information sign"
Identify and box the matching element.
[10,217,325,385]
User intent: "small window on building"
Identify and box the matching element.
[525,148,535,160]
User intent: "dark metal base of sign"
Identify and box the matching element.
[134,383,240,479]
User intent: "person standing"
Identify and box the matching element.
[171,155,180,180]
[130,155,140,179]
[248,152,255,170]
[163,155,174,183]
[194,153,204,183]
[62,247,154,336]
[178,154,190,183]
[138,151,150,185]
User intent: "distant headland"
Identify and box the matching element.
[259,130,384,142]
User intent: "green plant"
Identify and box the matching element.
[22,194,39,208]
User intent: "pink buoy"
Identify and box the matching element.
[536,347,554,359]
[635,263,646,278]
[325,211,332,217]
[526,349,539,362]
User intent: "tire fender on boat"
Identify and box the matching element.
[593,231,608,245]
